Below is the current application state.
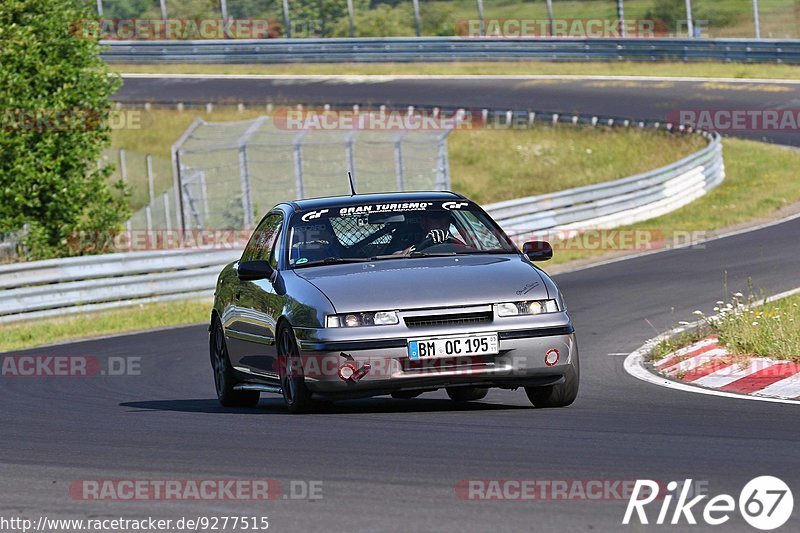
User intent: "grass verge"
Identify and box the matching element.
[0,299,211,353]
[113,61,800,81]
[547,138,800,266]
[649,292,800,364]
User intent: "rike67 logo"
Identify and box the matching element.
[623,476,793,530]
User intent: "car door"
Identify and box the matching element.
[225,212,284,382]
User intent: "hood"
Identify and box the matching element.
[294,255,550,313]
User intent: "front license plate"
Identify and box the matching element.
[408,333,499,360]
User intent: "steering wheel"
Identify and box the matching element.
[411,230,466,252]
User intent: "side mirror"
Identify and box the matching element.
[236,260,275,282]
[523,241,553,262]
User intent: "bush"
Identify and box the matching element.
[0,0,129,259]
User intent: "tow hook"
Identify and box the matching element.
[338,353,371,382]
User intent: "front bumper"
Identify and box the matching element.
[292,314,577,396]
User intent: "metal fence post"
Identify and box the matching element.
[238,146,254,229]
[753,0,761,39]
[394,132,408,191]
[617,0,626,38]
[171,117,204,236]
[292,131,309,199]
[685,0,694,37]
[436,132,452,190]
[282,0,292,38]
[96,0,103,16]
[199,170,210,223]
[546,0,554,36]
[145,206,153,232]
[345,131,357,189]
[159,0,167,21]
[412,0,421,37]
[346,0,356,37]
[220,0,231,38]
[118,149,127,182]
[476,0,485,36]
[164,193,172,232]
[236,116,266,229]
[146,154,155,204]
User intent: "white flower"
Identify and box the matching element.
[678,321,691,325]
[716,300,725,305]
[693,310,704,316]
[734,292,744,298]
[752,321,759,326]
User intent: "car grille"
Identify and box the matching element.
[404,311,493,329]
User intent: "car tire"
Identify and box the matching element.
[277,323,315,415]
[446,387,488,402]
[391,390,423,399]
[525,351,580,408]
[210,318,260,408]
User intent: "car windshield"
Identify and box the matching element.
[288,200,517,268]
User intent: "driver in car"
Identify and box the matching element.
[390,210,463,255]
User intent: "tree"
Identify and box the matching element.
[0,0,128,259]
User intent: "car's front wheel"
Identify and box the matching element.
[525,351,579,408]
[277,323,315,414]
[210,318,260,407]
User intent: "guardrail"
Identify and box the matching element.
[486,131,724,238]
[0,249,239,323]
[0,115,723,324]
[101,37,800,64]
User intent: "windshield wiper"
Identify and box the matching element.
[293,257,372,268]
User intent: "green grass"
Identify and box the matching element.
[448,126,706,204]
[649,292,800,364]
[710,292,800,362]
[548,138,800,265]
[0,299,211,353]
[113,61,800,81]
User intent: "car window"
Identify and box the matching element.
[242,213,283,263]
[289,201,516,267]
[455,210,505,250]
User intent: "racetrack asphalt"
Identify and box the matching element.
[1,75,798,532]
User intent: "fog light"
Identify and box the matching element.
[338,362,357,380]
[344,314,360,327]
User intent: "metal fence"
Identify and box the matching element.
[3,114,724,322]
[91,0,797,40]
[148,114,453,232]
[101,36,800,64]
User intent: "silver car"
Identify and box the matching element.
[210,191,579,413]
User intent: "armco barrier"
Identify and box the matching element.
[0,127,723,324]
[100,37,800,64]
[0,249,239,323]
[486,132,723,238]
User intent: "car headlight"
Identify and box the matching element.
[494,300,559,317]
[326,310,400,328]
